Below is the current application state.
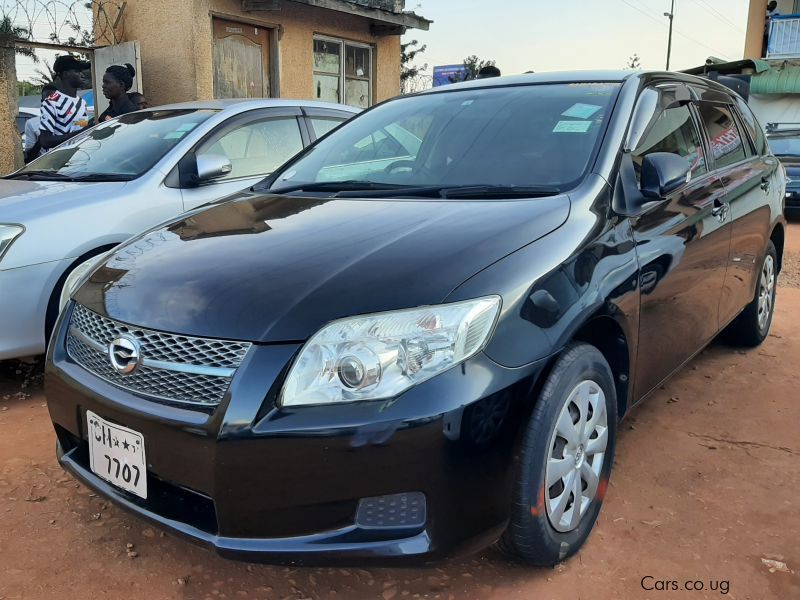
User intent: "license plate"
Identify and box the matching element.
[87,410,147,499]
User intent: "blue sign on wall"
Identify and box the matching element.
[433,65,468,87]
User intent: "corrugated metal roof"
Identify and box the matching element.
[752,66,800,94]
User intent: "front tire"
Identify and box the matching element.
[724,241,777,347]
[499,342,617,565]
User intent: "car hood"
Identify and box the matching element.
[75,192,571,342]
[0,178,129,220]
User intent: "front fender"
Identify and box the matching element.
[447,183,640,371]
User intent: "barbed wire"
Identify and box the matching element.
[401,73,432,95]
[0,0,124,47]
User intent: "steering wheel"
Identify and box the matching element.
[383,159,417,174]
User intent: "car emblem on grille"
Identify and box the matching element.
[108,336,142,375]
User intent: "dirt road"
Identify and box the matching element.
[1,227,799,600]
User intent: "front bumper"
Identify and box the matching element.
[0,259,71,360]
[46,306,545,564]
[785,189,800,209]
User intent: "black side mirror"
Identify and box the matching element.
[640,152,691,199]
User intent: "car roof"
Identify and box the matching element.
[149,98,361,114]
[415,69,734,95]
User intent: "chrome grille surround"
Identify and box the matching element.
[66,304,252,407]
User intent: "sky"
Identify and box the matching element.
[9,0,753,83]
[402,0,752,76]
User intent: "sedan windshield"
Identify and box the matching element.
[269,82,621,195]
[16,109,218,181]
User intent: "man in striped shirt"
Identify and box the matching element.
[39,55,91,154]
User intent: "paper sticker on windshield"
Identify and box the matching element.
[562,103,602,119]
[176,123,198,132]
[553,120,593,133]
[164,131,186,139]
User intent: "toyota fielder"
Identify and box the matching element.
[46,71,785,566]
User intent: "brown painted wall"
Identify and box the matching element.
[103,0,401,107]
[744,0,768,59]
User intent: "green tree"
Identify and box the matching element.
[462,55,496,81]
[31,60,55,86]
[401,39,427,83]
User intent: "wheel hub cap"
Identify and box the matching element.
[574,445,585,468]
[757,255,775,331]
[544,380,608,533]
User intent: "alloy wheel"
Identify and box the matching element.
[545,380,608,533]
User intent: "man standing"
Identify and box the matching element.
[39,55,91,153]
[23,84,57,162]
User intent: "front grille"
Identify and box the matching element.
[66,304,251,407]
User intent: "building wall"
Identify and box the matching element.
[100,0,401,106]
[745,0,768,59]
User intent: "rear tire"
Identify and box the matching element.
[498,342,617,565]
[724,241,777,347]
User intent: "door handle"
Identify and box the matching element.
[761,176,771,192]
[711,200,730,222]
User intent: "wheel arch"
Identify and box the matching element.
[569,315,632,421]
[770,221,785,273]
[44,243,120,340]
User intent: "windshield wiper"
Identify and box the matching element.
[5,171,135,182]
[6,170,72,180]
[335,185,562,199]
[67,173,136,182]
[266,181,412,195]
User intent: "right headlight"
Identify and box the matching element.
[280,296,502,407]
[0,224,24,263]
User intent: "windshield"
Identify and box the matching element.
[768,135,800,157]
[269,83,621,195]
[17,109,218,180]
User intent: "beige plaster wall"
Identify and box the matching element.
[106,0,401,106]
[744,0,768,59]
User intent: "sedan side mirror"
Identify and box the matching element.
[196,154,233,182]
[640,152,691,199]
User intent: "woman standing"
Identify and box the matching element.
[98,64,138,122]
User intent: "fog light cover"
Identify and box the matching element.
[355,492,426,529]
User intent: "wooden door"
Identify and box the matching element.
[213,18,271,99]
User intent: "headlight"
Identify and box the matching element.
[280,296,501,407]
[58,254,108,314]
[0,224,24,263]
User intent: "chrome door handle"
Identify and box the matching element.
[761,177,771,192]
[711,201,730,222]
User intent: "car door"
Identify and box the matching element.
[703,97,780,326]
[626,84,732,399]
[180,108,309,211]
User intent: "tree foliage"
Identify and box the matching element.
[459,55,496,81]
[401,39,427,83]
[0,15,37,61]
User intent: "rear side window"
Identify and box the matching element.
[632,104,707,181]
[697,103,746,169]
[733,97,767,156]
[309,117,346,139]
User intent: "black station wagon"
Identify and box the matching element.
[46,71,785,566]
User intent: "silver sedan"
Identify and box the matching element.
[0,99,359,360]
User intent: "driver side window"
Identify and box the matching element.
[632,104,707,183]
[198,117,304,181]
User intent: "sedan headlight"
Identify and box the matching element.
[0,224,24,263]
[280,296,501,407]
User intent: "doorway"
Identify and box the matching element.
[213,17,271,99]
